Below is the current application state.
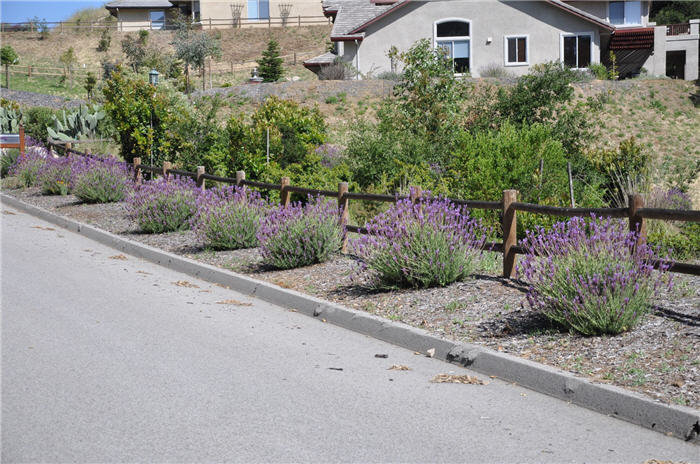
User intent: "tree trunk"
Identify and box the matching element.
[201,66,205,91]
[185,64,190,94]
[4,64,8,89]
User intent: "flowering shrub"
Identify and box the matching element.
[38,156,72,195]
[352,195,488,289]
[258,196,342,269]
[128,176,198,233]
[71,156,132,203]
[9,150,48,187]
[191,186,268,250]
[518,216,670,336]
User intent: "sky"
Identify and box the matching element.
[0,1,106,24]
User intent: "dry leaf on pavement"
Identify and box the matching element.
[216,299,253,306]
[388,364,411,371]
[173,280,199,288]
[430,374,487,385]
[108,254,128,260]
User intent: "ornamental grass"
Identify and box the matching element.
[518,216,671,336]
[258,196,343,270]
[191,186,268,250]
[352,194,489,289]
[127,176,198,233]
[71,156,132,203]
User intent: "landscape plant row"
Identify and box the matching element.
[7,152,672,336]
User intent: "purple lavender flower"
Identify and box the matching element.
[8,149,50,187]
[517,215,671,335]
[191,186,269,250]
[37,156,73,195]
[127,176,199,233]
[71,156,133,203]
[257,195,343,269]
[351,192,489,288]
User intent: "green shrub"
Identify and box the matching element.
[23,107,56,141]
[258,197,342,269]
[588,63,608,80]
[1,148,20,178]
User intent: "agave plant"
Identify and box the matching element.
[46,104,106,141]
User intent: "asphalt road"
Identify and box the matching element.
[2,205,698,463]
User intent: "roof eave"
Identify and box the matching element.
[348,0,410,34]
[544,0,615,31]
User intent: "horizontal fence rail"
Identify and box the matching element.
[44,147,700,278]
[0,15,330,33]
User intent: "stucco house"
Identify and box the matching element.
[105,0,325,30]
[303,0,699,80]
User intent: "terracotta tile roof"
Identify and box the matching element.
[610,27,654,49]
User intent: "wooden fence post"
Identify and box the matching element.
[196,166,206,190]
[409,186,422,203]
[338,181,349,252]
[628,194,646,248]
[280,177,291,207]
[235,170,245,187]
[133,157,142,184]
[162,161,171,180]
[65,142,72,155]
[298,15,301,27]
[502,189,518,279]
[18,125,25,157]
[27,65,31,78]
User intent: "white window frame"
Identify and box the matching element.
[560,32,594,69]
[608,1,642,27]
[504,34,529,66]
[433,18,472,76]
[149,10,165,30]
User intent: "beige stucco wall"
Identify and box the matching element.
[199,0,324,26]
[117,10,151,31]
[355,0,605,78]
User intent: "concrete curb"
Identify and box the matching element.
[3,193,699,443]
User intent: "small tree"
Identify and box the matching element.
[84,72,97,100]
[121,34,148,72]
[97,29,111,52]
[59,47,77,88]
[257,40,284,83]
[1,45,18,89]
[173,29,221,93]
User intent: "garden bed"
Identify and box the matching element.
[4,186,699,410]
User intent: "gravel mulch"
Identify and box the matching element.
[0,89,85,109]
[4,187,699,410]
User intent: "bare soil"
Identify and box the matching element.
[4,186,699,410]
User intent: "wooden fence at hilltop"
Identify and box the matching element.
[47,139,700,279]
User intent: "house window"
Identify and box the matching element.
[609,1,642,26]
[248,0,270,20]
[562,33,592,68]
[505,35,528,65]
[149,11,165,29]
[434,19,471,74]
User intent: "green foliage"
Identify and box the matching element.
[588,63,608,80]
[173,29,221,92]
[84,72,97,100]
[257,40,284,83]
[47,105,106,142]
[225,97,326,178]
[102,70,191,164]
[651,1,700,24]
[121,34,148,72]
[1,45,18,89]
[59,47,77,87]
[23,106,57,141]
[0,149,20,178]
[587,137,649,206]
[97,29,111,52]
[494,62,579,127]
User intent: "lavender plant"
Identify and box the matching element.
[9,150,48,187]
[191,186,268,250]
[128,176,198,233]
[518,216,670,336]
[37,156,72,195]
[352,195,488,289]
[258,196,343,269]
[71,156,132,203]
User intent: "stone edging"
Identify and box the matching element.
[3,192,699,443]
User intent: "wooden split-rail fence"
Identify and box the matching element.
[46,140,700,279]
